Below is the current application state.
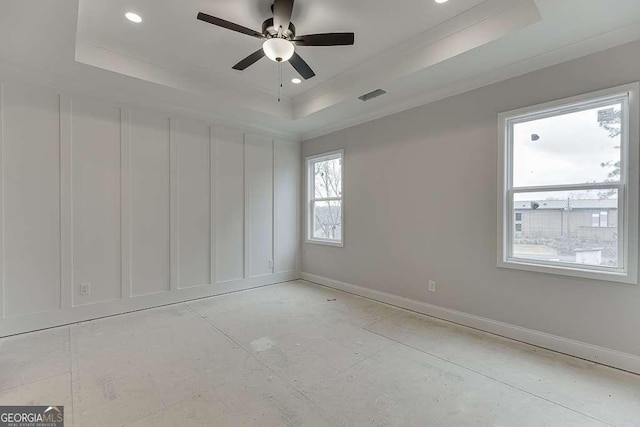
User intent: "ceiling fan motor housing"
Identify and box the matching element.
[262,18,296,39]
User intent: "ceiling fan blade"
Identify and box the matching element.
[289,52,315,80]
[232,49,266,70]
[197,12,264,39]
[273,0,294,34]
[293,33,355,46]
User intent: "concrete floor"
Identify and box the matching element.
[1,280,639,426]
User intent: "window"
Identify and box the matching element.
[498,84,639,283]
[592,213,600,228]
[306,150,343,246]
[514,212,523,233]
[591,211,609,228]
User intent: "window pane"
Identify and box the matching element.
[512,102,622,187]
[512,189,618,268]
[600,211,608,228]
[313,157,342,199]
[591,214,600,227]
[313,200,342,241]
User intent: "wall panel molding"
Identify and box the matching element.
[209,125,216,288]
[169,117,179,293]
[120,107,131,300]
[0,79,300,336]
[246,134,275,279]
[70,97,122,307]
[274,139,300,274]
[244,132,251,281]
[174,119,211,290]
[271,139,276,276]
[215,126,246,284]
[59,95,72,310]
[2,83,61,318]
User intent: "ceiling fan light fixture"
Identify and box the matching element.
[263,38,295,63]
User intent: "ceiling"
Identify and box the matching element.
[77,0,487,97]
[0,0,640,140]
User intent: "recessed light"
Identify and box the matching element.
[291,78,302,84]
[125,12,143,23]
[435,0,449,3]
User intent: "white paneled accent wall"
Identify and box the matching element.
[0,80,300,336]
[2,83,61,318]
[246,134,275,279]
[173,118,212,290]
[71,97,122,307]
[215,127,246,283]
[129,110,171,297]
[274,140,300,274]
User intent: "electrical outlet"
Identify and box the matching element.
[268,260,274,269]
[80,283,91,296]
[428,281,436,292]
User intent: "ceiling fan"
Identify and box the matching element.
[197,0,355,80]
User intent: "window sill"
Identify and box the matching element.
[498,258,638,285]
[306,239,344,248]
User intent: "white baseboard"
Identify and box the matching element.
[301,272,640,375]
[0,272,299,337]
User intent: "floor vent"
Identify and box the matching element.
[358,89,387,102]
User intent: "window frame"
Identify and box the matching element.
[306,149,344,247]
[497,83,639,284]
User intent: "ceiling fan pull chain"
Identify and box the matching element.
[277,62,283,102]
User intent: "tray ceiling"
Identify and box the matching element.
[0,0,639,139]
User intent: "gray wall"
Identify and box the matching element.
[302,40,640,357]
